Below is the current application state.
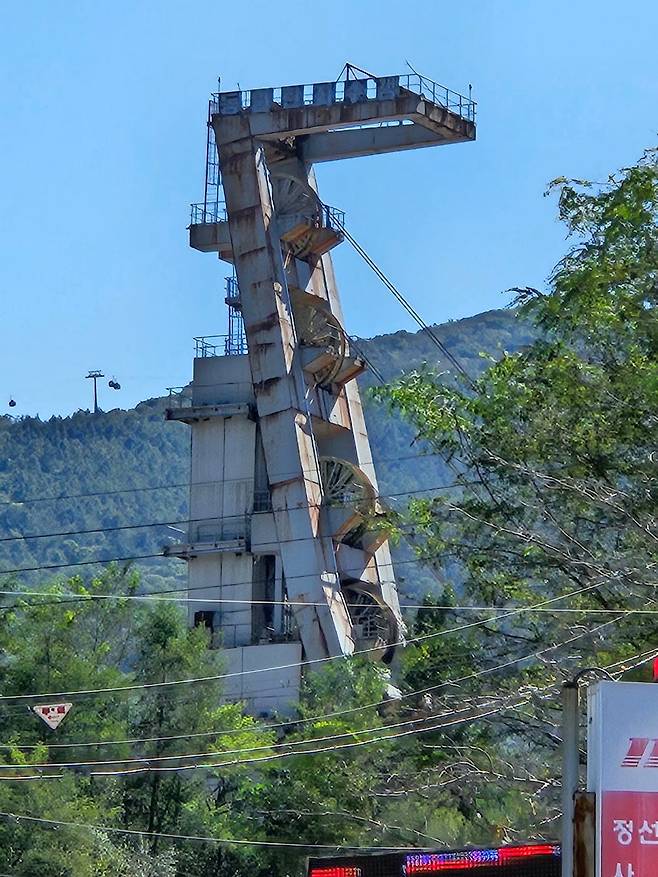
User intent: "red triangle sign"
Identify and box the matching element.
[33,703,72,730]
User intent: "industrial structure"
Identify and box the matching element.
[167,65,476,715]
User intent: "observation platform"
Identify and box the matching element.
[189,70,476,257]
[164,516,249,560]
[212,70,476,161]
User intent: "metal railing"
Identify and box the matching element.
[193,516,248,544]
[322,204,345,229]
[191,201,344,235]
[210,72,476,124]
[282,599,296,637]
[225,332,248,356]
[166,386,192,408]
[225,275,240,304]
[193,334,247,357]
[194,335,226,357]
[399,74,475,122]
[279,203,345,235]
[190,202,227,224]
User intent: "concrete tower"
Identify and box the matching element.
[167,66,476,715]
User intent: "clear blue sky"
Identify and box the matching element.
[1,1,656,417]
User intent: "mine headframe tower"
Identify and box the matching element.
[168,65,476,715]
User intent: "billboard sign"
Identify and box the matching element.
[308,845,560,877]
[588,681,658,877]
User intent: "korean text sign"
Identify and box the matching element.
[588,681,658,877]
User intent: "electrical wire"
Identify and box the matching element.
[0,695,510,772]
[90,701,514,777]
[0,700,518,781]
[0,580,607,703]
[12,632,655,783]
[0,479,464,548]
[0,810,412,851]
[0,548,477,586]
[0,650,649,846]
[0,605,625,760]
[4,586,656,615]
[0,448,450,510]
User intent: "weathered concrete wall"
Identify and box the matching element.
[221,642,303,717]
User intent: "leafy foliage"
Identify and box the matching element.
[374,149,658,828]
[2,148,656,874]
[0,574,528,875]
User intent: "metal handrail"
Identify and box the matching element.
[279,203,345,232]
[322,204,345,228]
[225,334,247,356]
[166,386,192,408]
[210,72,476,124]
[399,73,474,121]
[193,334,247,357]
[194,335,227,357]
[225,275,239,302]
[190,202,227,224]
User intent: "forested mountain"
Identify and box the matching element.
[0,308,532,591]
[2,151,655,876]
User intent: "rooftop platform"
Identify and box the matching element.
[211,71,476,162]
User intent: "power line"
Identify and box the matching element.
[0,547,454,583]
[8,635,654,784]
[0,480,465,548]
[0,526,632,615]
[0,810,412,851]
[2,628,652,783]
[0,634,574,752]
[0,699,523,781]
[0,580,606,704]
[0,546,452,586]
[0,449,451,510]
[0,695,510,772]
[3,585,655,615]
[0,585,610,727]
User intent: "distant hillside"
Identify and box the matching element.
[0,309,532,594]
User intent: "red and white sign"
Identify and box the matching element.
[588,682,658,877]
[33,702,72,730]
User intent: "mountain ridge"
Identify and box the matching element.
[0,309,532,593]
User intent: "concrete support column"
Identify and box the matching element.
[214,117,354,661]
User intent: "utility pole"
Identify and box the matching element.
[562,681,580,877]
[85,370,104,414]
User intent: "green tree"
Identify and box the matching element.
[374,149,658,829]
[122,601,273,859]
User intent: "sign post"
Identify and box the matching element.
[562,681,580,877]
[588,681,658,877]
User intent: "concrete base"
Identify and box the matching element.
[220,642,303,717]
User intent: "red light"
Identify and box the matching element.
[652,657,658,682]
[499,845,559,863]
[310,868,361,877]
